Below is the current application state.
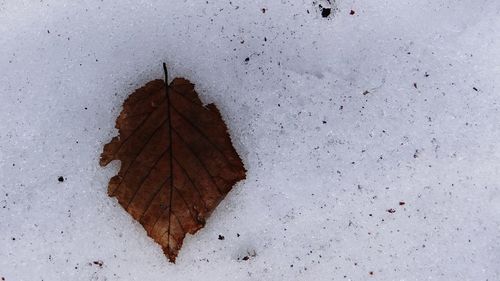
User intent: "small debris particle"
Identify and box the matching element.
[413,82,418,89]
[473,87,478,91]
[238,250,256,261]
[218,234,225,240]
[362,90,370,95]
[93,260,103,267]
[11,237,16,241]
[58,176,64,182]
[321,8,331,18]
[399,201,406,206]
[350,10,355,15]
[322,120,327,124]
[424,72,430,77]
[236,233,240,237]
[244,57,250,62]
[261,8,266,13]
[387,208,396,213]
[369,271,374,275]
[413,149,419,158]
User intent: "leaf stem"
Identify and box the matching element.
[163,63,168,83]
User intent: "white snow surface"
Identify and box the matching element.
[1,0,500,280]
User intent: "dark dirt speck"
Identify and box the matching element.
[321,8,331,18]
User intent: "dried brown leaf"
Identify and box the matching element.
[100,64,246,262]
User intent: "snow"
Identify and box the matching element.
[1,0,500,280]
